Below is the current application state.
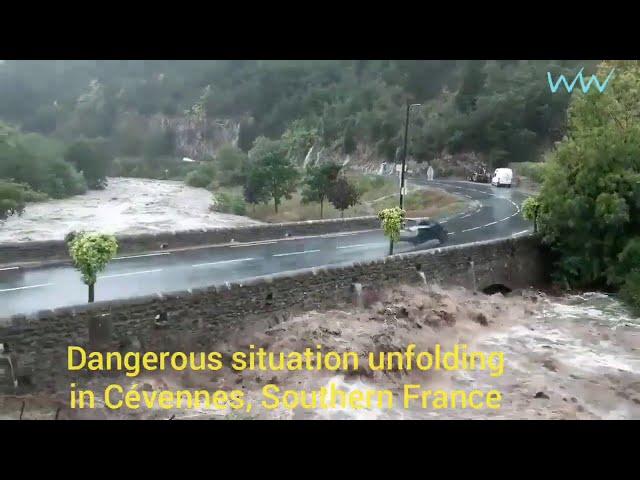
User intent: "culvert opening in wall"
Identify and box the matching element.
[481,284,512,295]
[265,292,274,306]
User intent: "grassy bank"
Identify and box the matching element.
[212,173,467,223]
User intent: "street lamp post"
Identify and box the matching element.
[399,102,421,210]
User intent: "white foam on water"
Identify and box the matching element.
[313,375,405,420]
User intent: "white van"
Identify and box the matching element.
[491,168,513,188]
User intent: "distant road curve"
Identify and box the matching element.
[0,179,532,317]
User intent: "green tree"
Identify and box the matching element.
[243,167,270,212]
[301,162,342,218]
[68,232,118,303]
[378,206,406,255]
[282,120,319,164]
[327,176,360,218]
[216,144,249,186]
[533,60,640,311]
[65,139,113,189]
[248,137,299,213]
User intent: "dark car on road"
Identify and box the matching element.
[399,219,448,248]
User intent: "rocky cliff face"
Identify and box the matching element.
[142,113,477,176]
[148,114,240,160]
[303,143,392,173]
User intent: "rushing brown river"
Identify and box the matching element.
[285,288,640,420]
[2,286,638,420]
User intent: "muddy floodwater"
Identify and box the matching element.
[5,285,637,420]
[257,287,640,420]
[0,177,262,242]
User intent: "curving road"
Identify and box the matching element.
[0,179,531,317]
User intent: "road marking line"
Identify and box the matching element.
[114,252,171,260]
[484,221,498,227]
[322,231,363,238]
[461,226,483,232]
[513,229,530,236]
[192,258,255,267]
[337,244,368,250]
[461,214,472,219]
[230,241,277,248]
[448,232,456,236]
[0,283,53,293]
[100,269,163,279]
[0,267,19,271]
[272,249,321,257]
[340,242,388,248]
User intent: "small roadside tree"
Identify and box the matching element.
[378,206,406,255]
[521,196,541,233]
[327,176,360,218]
[68,232,118,303]
[301,162,342,218]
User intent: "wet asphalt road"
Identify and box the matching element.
[0,179,531,316]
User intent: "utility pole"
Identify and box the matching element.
[399,102,421,210]
[399,101,410,210]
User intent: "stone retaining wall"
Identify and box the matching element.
[0,235,549,393]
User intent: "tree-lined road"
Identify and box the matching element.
[0,180,531,317]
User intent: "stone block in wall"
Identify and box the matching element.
[88,314,113,349]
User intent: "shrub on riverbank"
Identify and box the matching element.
[185,162,217,189]
[531,61,640,312]
[210,192,247,216]
[0,122,87,199]
[0,180,48,220]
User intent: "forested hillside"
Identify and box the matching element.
[0,60,596,168]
